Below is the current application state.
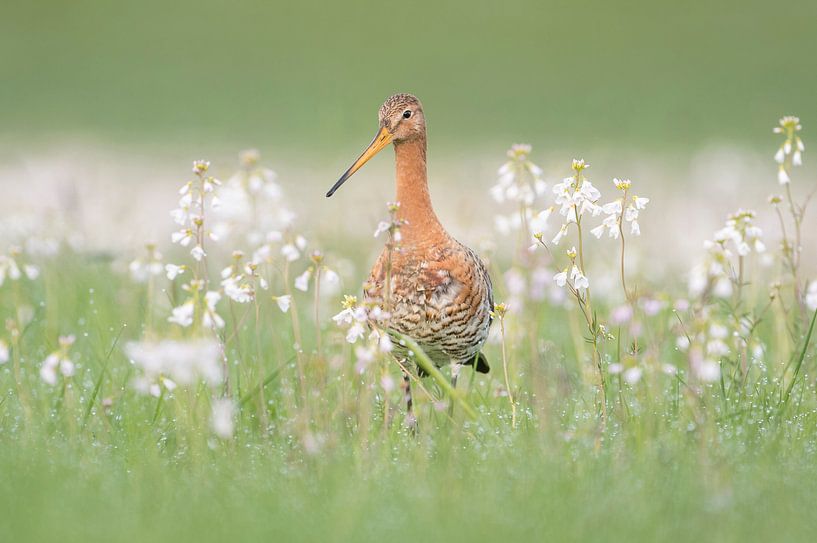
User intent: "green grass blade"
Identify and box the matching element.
[781,307,817,407]
[81,325,125,428]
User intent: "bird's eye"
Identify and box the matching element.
[402,110,412,119]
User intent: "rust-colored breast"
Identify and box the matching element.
[364,237,493,367]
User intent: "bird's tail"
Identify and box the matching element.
[465,352,490,373]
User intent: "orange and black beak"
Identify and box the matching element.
[326,126,393,197]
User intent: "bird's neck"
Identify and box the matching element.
[394,137,445,244]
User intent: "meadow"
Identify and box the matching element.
[3,1,817,541]
[1,116,815,542]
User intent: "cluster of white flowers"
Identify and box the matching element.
[171,160,221,262]
[553,246,590,292]
[128,243,164,283]
[220,251,268,303]
[490,144,547,205]
[211,149,295,247]
[125,338,222,397]
[550,159,601,245]
[675,327,721,383]
[675,304,766,384]
[608,361,643,385]
[332,295,394,373]
[0,215,65,258]
[167,280,225,330]
[294,250,340,293]
[714,209,765,256]
[591,179,650,239]
[689,209,765,298]
[40,335,76,386]
[491,144,551,243]
[774,116,804,184]
[245,232,307,310]
[278,234,308,262]
[0,246,40,286]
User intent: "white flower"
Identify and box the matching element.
[223,277,253,303]
[490,144,545,205]
[171,207,189,225]
[695,360,720,382]
[529,207,553,239]
[591,213,619,239]
[570,266,589,290]
[168,301,195,327]
[126,339,223,392]
[381,375,396,392]
[662,364,678,375]
[346,321,366,343]
[707,339,729,357]
[373,221,390,237]
[323,268,340,285]
[60,359,76,377]
[332,307,355,325]
[211,399,236,439]
[281,244,300,262]
[190,245,206,261]
[0,340,8,364]
[378,333,393,353]
[172,229,194,246]
[39,350,75,386]
[778,165,790,185]
[40,354,59,386]
[162,377,177,392]
[294,269,312,292]
[553,269,568,288]
[708,322,728,340]
[24,265,39,280]
[552,224,568,245]
[275,295,292,313]
[806,282,817,312]
[613,178,631,191]
[623,367,643,385]
[128,246,164,283]
[165,264,185,280]
[203,291,225,329]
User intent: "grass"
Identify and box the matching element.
[1,133,816,542]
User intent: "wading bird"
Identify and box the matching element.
[326,93,494,421]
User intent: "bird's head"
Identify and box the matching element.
[326,93,425,197]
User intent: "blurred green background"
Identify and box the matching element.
[2,0,816,156]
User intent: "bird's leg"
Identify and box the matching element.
[401,368,416,431]
[450,362,462,389]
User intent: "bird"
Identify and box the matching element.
[326,93,494,420]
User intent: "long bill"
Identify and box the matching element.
[326,125,393,197]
